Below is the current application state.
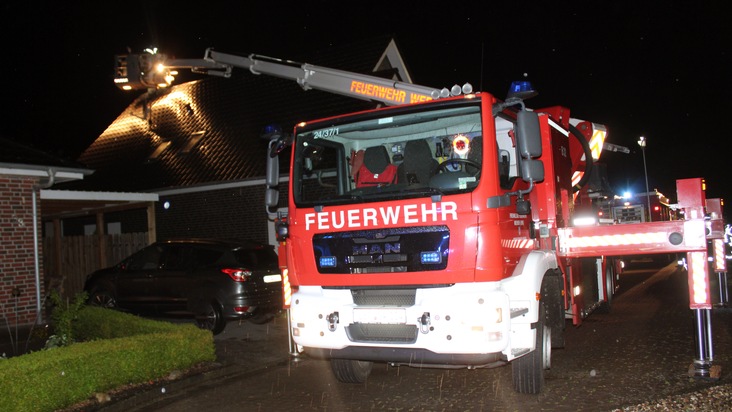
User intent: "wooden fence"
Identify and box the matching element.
[43,233,149,298]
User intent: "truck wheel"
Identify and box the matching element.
[195,301,226,335]
[330,359,373,383]
[598,265,614,313]
[512,303,550,394]
[543,272,566,349]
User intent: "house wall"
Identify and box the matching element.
[0,176,42,326]
[156,183,280,242]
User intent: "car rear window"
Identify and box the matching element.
[233,247,278,269]
[191,247,226,268]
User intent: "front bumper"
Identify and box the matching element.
[289,283,513,366]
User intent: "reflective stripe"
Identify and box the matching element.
[589,129,607,161]
[690,251,709,306]
[561,231,668,248]
[713,239,727,272]
[282,269,292,308]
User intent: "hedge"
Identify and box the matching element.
[0,307,215,412]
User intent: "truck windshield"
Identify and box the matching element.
[293,102,483,207]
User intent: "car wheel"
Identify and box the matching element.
[195,301,226,335]
[331,359,373,383]
[89,288,117,309]
[247,308,276,325]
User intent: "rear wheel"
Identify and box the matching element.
[331,359,373,383]
[512,301,550,394]
[195,301,226,335]
[598,264,615,313]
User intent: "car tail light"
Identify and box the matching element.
[222,268,252,282]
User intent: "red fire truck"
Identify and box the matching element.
[613,190,676,223]
[115,48,724,393]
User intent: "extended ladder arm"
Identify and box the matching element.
[114,48,469,106]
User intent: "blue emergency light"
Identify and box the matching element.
[319,256,337,268]
[420,251,442,264]
[507,80,538,100]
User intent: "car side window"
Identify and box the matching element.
[126,245,163,271]
[159,245,191,271]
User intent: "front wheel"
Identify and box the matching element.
[194,301,226,335]
[331,359,373,383]
[512,303,550,394]
[88,288,117,309]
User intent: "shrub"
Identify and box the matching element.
[45,290,88,348]
[0,307,215,412]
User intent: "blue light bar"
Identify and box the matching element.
[506,80,538,100]
[420,251,442,264]
[510,81,533,93]
[319,256,337,268]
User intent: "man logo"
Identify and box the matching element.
[352,242,401,255]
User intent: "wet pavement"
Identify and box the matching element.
[7,261,730,411]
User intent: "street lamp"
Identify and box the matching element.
[637,136,652,222]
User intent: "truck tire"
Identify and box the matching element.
[598,265,614,314]
[543,271,566,349]
[331,359,373,383]
[512,303,550,394]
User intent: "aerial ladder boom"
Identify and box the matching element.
[114,48,472,106]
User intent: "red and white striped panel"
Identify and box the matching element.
[501,238,537,249]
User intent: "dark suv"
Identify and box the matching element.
[83,238,283,334]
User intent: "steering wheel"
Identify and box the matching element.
[436,158,481,177]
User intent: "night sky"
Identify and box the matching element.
[1,2,729,217]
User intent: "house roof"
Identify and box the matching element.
[0,136,92,184]
[64,35,411,193]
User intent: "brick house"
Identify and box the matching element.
[58,36,416,254]
[0,138,91,326]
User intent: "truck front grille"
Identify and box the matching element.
[345,323,418,344]
[313,225,449,274]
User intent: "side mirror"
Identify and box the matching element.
[265,139,281,211]
[516,110,542,158]
[516,110,544,183]
[268,133,291,158]
[265,187,279,209]
[266,140,280,188]
[520,159,544,183]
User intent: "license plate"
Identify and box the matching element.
[263,274,282,283]
[353,308,406,324]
